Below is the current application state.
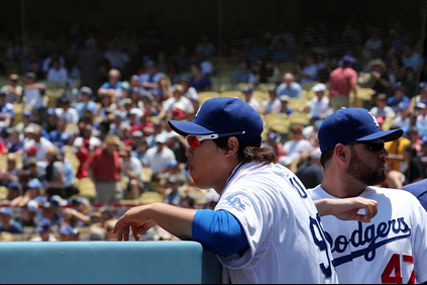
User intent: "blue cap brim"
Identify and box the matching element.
[355,128,403,142]
[168,120,215,136]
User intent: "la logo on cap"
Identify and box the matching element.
[368,111,380,127]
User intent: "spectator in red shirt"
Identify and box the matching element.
[88,134,123,203]
[328,55,358,111]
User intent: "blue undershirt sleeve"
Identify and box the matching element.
[192,209,250,257]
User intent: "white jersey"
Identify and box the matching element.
[308,185,427,284]
[215,161,338,284]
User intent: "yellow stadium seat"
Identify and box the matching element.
[0,186,8,199]
[288,112,310,127]
[256,83,275,92]
[252,91,269,105]
[220,91,244,100]
[287,98,306,109]
[139,191,164,205]
[263,113,290,135]
[198,91,220,105]
[45,88,64,108]
[301,81,319,91]
[75,177,97,201]
[235,83,254,91]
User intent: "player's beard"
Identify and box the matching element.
[346,148,386,186]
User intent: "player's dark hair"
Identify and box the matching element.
[214,137,276,163]
[320,148,334,168]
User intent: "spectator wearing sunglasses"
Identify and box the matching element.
[113,98,379,284]
[308,107,427,284]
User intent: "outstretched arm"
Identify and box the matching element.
[113,202,197,241]
[315,197,378,223]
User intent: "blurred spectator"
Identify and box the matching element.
[66,197,92,227]
[47,58,68,84]
[0,181,22,207]
[163,175,183,206]
[278,95,293,115]
[88,228,107,241]
[199,54,214,77]
[261,61,281,85]
[276,73,301,98]
[328,55,358,111]
[299,83,333,121]
[128,87,144,110]
[158,84,193,120]
[1,74,23,104]
[43,107,59,134]
[25,157,46,184]
[119,147,143,200]
[416,101,427,137]
[169,45,191,73]
[403,144,427,185]
[363,31,383,56]
[188,62,211,93]
[15,110,39,137]
[141,133,176,186]
[71,123,101,157]
[281,124,311,165]
[248,62,261,85]
[58,97,79,125]
[409,82,427,113]
[194,34,216,57]
[0,207,23,234]
[387,84,411,113]
[104,218,118,241]
[77,38,104,93]
[369,59,391,98]
[263,131,285,161]
[261,85,281,115]
[0,89,15,133]
[75,87,98,118]
[295,147,323,189]
[43,146,67,198]
[5,127,23,155]
[88,134,123,203]
[90,208,113,233]
[233,60,251,84]
[96,95,117,122]
[42,48,66,75]
[385,126,411,173]
[242,86,261,113]
[16,199,38,227]
[138,60,165,94]
[401,44,422,74]
[98,68,123,103]
[393,102,412,136]
[58,224,74,241]
[369,93,395,127]
[22,72,47,124]
[296,54,319,86]
[0,153,19,187]
[30,217,57,241]
[23,124,54,162]
[11,178,45,207]
[60,78,79,107]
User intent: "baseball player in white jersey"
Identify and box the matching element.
[113,98,378,284]
[309,107,427,284]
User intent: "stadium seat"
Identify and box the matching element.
[198,91,220,105]
[256,83,275,92]
[74,177,97,201]
[45,88,64,108]
[287,98,306,109]
[288,112,310,127]
[220,91,244,100]
[236,83,254,91]
[263,113,290,135]
[140,191,164,205]
[0,186,7,199]
[301,81,319,91]
[252,91,268,105]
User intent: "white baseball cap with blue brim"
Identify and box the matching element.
[168,97,264,147]
[318,107,403,152]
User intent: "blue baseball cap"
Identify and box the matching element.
[47,108,57,116]
[8,181,20,189]
[28,179,43,189]
[59,224,74,235]
[36,218,52,233]
[168,97,264,147]
[420,82,427,89]
[23,110,32,117]
[0,207,12,216]
[318,108,403,152]
[342,55,356,64]
[243,86,253,93]
[398,101,409,110]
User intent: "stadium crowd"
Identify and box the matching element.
[0,18,426,241]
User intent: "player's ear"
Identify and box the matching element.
[334,143,348,164]
[224,136,239,157]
